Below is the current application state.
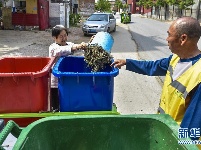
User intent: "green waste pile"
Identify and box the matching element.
[84,43,113,72]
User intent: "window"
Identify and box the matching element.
[109,14,114,19]
[20,1,26,7]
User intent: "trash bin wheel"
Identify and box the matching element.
[113,26,116,32]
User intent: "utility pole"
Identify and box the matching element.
[64,0,70,29]
[65,2,67,28]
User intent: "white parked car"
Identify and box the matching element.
[82,12,116,36]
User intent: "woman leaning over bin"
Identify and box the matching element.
[49,25,87,111]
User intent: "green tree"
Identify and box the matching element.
[138,0,194,19]
[138,0,156,10]
[95,0,111,12]
[167,0,194,17]
[122,4,129,12]
[115,0,123,12]
[138,0,155,16]
[154,0,168,20]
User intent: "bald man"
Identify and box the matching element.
[111,17,201,142]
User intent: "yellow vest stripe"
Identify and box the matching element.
[158,106,165,114]
[168,65,173,80]
[170,80,188,99]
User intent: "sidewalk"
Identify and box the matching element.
[112,13,161,115]
[0,27,90,57]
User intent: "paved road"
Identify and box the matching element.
[111,14,161,115]
[128,16,171,60]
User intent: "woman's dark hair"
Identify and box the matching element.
[52,25,68,38]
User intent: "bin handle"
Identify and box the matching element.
[30,73,35,83]
[0,120,22,149]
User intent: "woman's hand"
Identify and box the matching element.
[80,42,88,50]
[72,44,79,51]
[72,42,88,51]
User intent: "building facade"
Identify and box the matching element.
[2,0,95,30]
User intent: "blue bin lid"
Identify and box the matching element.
[52,56,119,77]
[90,32,114,53]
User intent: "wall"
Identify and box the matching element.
[4,0,12,7]
[49,1,70,28]
[49,2,60,27]
[60,3,65,26]
[26,0,37,14]
[2,7,12,29]
[78,0,95,17]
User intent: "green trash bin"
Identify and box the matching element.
[120,12,130,24]
[0,114,199,150]
[120,12,125,23]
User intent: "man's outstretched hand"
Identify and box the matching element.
[111,59,126,69]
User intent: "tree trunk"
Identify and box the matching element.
[196,0,200,19]
[172,5,174,20]
[164,4,167,20]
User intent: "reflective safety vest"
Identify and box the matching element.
[158,54,201,125]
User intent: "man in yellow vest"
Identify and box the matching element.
[111,17,201,145]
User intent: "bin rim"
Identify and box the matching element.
[0,57,56,78]
[52,56,119,77]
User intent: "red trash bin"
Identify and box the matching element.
[0,57,55,113]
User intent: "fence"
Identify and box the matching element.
[144,4,201,22]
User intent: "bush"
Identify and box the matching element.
[69,13,81,26]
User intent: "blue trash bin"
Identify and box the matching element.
[52,56,119,112]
